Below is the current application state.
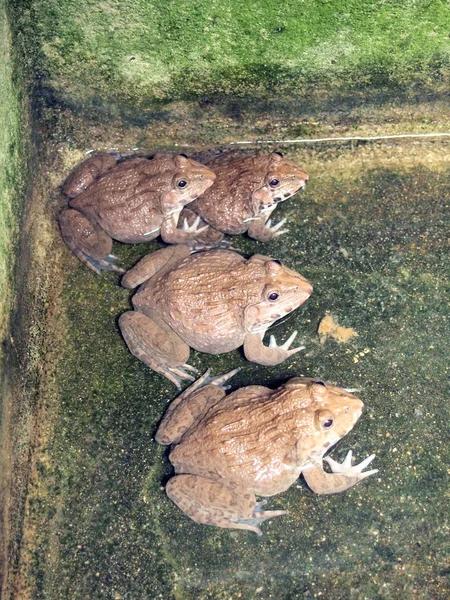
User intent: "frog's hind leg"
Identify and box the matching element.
[119,311,195,389]
[63,153,118,198]
[166,475,286,535]
[156,368,241,445]
[58,208,124,274]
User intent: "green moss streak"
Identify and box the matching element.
[0,0,27,343]
[11,0,450,109]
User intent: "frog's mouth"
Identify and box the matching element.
[258,181,308,211]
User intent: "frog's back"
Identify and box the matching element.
[136,250,249,353]
[170,386,304,495]
[188,154,268,233]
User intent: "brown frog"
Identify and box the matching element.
[180,151,309,243]
[156,370,377,535]
[119,246,312,388]
[58,152,216,274]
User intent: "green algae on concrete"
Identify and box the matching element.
[0,1,30,596]
[0,0,28,346]
[10,0,450,116]
[19,147,450,599]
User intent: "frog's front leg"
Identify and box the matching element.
[156,368,240,445]
[247,205,288,242]
[58,208,124,275]
[303,451,378,494]
[119,310,196,388]
[160,208,211,245]
[178,207,225,247]
[166,475,286,535]
[244,330,304,366]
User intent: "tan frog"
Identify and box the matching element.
[119,245,312,388]
[180,151,309,243]
[156,370,377,535]
[58,153,216,274]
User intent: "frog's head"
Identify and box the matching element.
[157,154,216,214]
[244,256,312,333]
[251,152,309,214]
[283,378,364,465]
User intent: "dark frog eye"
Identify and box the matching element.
[177,179,188,188]
[272,259,282,266]
[267,291,280,301]
[269,178,280,187]
[316,409,334,430]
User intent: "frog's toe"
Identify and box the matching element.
[208,368,242,389]
[90,254,125,274]
[168,365,196,384]
[181,363,199,373]
[269,331,305,357]
[232,500,287,535]
[324,451,378,480]
[182,215,210,235]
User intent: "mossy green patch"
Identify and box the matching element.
[0,0,27,344]
[23,157,449,599]
[10,0,450,117]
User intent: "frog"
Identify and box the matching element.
[119,245,313,388]
[156,370,378,535]
[58,152,216,274]
[178,150,309,244]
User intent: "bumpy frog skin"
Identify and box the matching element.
[156,370,378,535]
[58,153,216,274]
[179,151,309,244]
[119,246,312,388]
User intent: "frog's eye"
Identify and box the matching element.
[180,153,188,158]
[177,179,188,188]
[316,410,334,430]
[269,178,280,188]
[274,151,283,157]
[267,291,280,302]
[272,259,282,266]
[315,380,326,386]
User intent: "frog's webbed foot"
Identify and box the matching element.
[165,476,286,535]
[244,330,305,366]
[207,368,241,390]
[232,500,287,536]
[178,367,240,395]
[247,208,288,242]
[269,330,305,357]
[263,217,289,237]
[167,364,198,385]
[181,215,209,235]
[88,254,125,275]
[178,208,225,248]
[324,450,378,480]
[58,208,124,274]
[303,452,378,495]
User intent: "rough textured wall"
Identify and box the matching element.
[0,0,29,595]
